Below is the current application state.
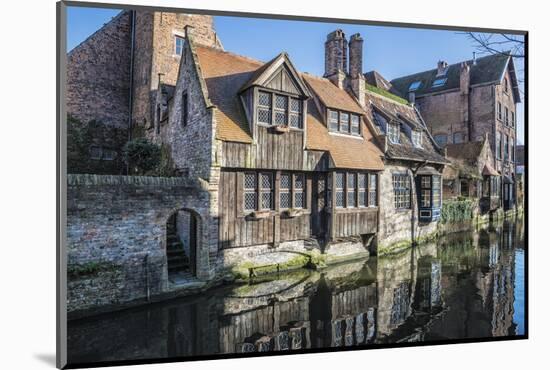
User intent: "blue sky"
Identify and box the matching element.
[67,7,525,143]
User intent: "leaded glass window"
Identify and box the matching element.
[274,94,288,125]
[358,174,367,207]
[368,174,377,207]
[335,172,345,208]
[328,110,339,132]
[280,173,291,209]
[340,112,350,133]
[420,175,431,207]
[258,91,272,124]
[289,97,302,128]
[347,173,356,207]
[244,173,257,211]
[388,123,400,144]
[435,178,443,203]
[294,174,305,209]
[393,174,411,209]
[351,114,360,135]
[260,173,273,210]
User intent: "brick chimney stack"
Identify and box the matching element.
[348,33,366,107]
[437,60,448,76]
[324,29,348,88]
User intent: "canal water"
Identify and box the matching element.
[67,218,525,364]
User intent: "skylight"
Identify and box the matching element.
[432,78,447,88]
[409,81,422,91]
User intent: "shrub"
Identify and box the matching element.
[441,198,476,224]
[123,138,161,175]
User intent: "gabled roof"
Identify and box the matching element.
[305,100,384,171]
[364,89,447,165]
[364,70,393,90]
[195,45,263,143]
[239,52,312,97]
[390,53,521,103]
[302,74,365,114]
[446,140,485,161]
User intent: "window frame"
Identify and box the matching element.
[412,130,422,148]
[327,109,361,136]
[409,81,422,91]
[388,122,400,144]
[434,134,447,147]
[174,35,185,56]
[496,132,502,160]
[368,173,377,207]
[259,172,274,211]
[432,78,447,88]
[393,174,411,209]
[244,172,258,212]
[256,89,303,129]
[497,101,503,121]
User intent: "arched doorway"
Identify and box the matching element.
[166,210,198,280]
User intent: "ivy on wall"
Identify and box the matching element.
[440,198,476,224]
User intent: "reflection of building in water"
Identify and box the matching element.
[67,221,523,364]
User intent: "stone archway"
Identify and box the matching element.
[166,209,200,281]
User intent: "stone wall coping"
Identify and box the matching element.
[67,174,195,187]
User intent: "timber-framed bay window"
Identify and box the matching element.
[334,171,378,209]
[327,109,361,136]
[393,174,411,209]
[416,173,442,222]
[243,171,306,214]
[257,90,303,129]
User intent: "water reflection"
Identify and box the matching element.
[68,219,525,364]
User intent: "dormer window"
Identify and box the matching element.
[327,109,361,136]
[432,78,447,88]
[257,90,303,129]
[412,130,422,148]
[409,81,421,91]
[388,122,400,144]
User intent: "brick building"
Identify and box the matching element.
[390,54,521,210]
[66,10,222,173]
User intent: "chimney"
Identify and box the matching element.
[436,60,448,76]
[348,33,365,106]
[348,33,363,78]
[408,91,416,104]
[460,61,470,94]
[324,29,348,88]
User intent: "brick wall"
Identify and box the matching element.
[67,11,132,129]
[66,174,212,313]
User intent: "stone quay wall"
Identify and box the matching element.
[66,174,212,315]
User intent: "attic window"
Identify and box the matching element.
[409,81,422,91]
[328,109,361,136]
[412,130,422,148]
[257,90,303,129]
[388,122,400,144]
[432,78,447,88]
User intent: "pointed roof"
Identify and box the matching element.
[239,52,312,97]
[364,70,393,90]
[391,53,521,103]
[302,74,364,114]
[195,45,263,143]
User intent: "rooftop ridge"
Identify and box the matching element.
[195,44,266,67]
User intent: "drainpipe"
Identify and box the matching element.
[409,160,428,246]
[128,11,136,142]
[144,254,150,302]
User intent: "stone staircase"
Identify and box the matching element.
[166,220,190,276]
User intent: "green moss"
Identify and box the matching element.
[229,252,327,281]
[68,261,119,279]
[366,83,409,105]
[378,240,413,256]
